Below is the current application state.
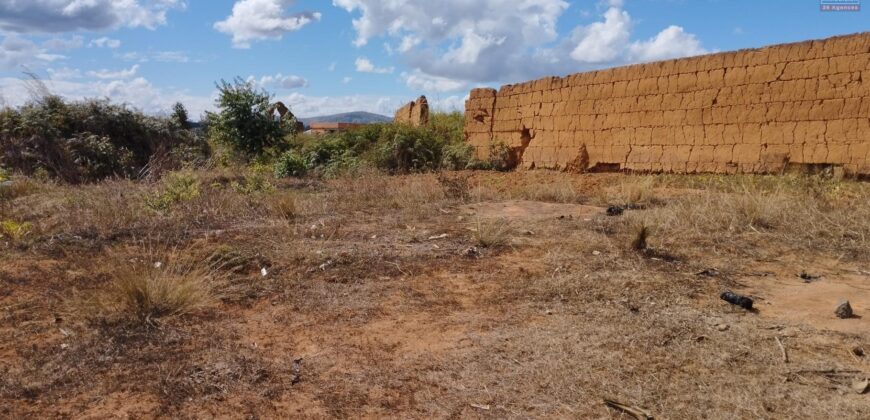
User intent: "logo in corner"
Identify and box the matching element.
[820,0,861,11]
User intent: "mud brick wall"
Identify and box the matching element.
[395,95,430,127]
[465,33,870,175]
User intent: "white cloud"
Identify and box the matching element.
[429,94,469,113]
[355,57,393,74]
[43,35,84,51]
[342,77,352,84]
[119,50,191,63]
[628,25,708,62]
[568,5,709,65]
[333,0,568,81]
[328,62,337,71]
[90,37,121,49]
[334,0,710,83]
[402,71,466,93]
[279,92,399,117]
[0,0,185,33]
[87,64,139,80]
[47,67,82,80]
[248,73,309,89]
[215,0,321,48]
[0,35,65,70]
[569,6,631,63]
[0,75,215,119]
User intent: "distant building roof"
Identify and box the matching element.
[308,122,365,130]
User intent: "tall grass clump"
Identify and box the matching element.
[81,264,214,325]
[471,217,512,248]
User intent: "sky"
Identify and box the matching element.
[0,0,866,119]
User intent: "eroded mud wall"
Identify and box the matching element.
[465,33,870,175]
[395,96,430,127]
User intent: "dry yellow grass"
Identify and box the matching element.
[2,169,869,419]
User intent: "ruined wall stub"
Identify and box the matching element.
[465,32,870,176]
[395,96,430,127]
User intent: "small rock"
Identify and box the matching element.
[798,271,821,282]
[717,324,730,332]
[851,379,869,394]
[852,347,865,357]
[606,206,624,216]
[720,291,754,310]
[835,300,854,319]
[592,250,601,256]
[461,247,481,259]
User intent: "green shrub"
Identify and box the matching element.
[372,124,446,174]
[231,164,275,194]
[145,171,201,211]
[274,151,308,178]
[0,167,8,182]
[442,141,475,170]
[207,78,288,159]
[279,112,478,176]
[487,140,514,172]
[0,95,207,183]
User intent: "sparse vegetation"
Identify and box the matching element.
[145,170,201,211]
[3,169,870,419]
[0,220,33,242]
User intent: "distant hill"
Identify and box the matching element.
[298,111,392,128]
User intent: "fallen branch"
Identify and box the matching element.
[775,336,789,364]
[603,399,654,420]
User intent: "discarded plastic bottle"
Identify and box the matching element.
[720,291,754,310]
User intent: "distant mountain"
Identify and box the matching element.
[298,111,392,128]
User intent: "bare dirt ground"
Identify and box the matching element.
[1,170,868,418]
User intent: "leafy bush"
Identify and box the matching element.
[487,140,514,172]
[442,141,475,170]
[372,124,446,173]
[0,95,207,183]
[207,78,288,159]
[145,171,201,211]
[285,113,473,177]
[274,151,308,178]
[231,164,275,194]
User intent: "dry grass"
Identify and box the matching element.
[519,180,584,203]
[71,261,215,325]
[3,169,869,418]
[594,175,658,207]
[470,217,512,248]
[627,178,870,258]
[266,192,297,221]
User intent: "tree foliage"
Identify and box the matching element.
[207,78,287,159]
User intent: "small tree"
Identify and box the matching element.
[171,102,190,129]
[208,78,285,159]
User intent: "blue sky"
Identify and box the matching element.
[0,0,866,118]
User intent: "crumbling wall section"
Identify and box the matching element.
[395,96,430,127]
[465,32,870,175]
